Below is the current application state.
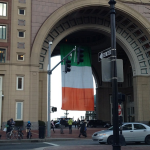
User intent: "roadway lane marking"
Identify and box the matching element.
[43,142,59,146]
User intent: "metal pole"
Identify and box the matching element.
[47,41,52,137]
[108,0,121,150]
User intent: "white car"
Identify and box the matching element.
[92,122,150,145]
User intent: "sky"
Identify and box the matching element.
[50,56,95,121]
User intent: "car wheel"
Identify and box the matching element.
[145,135,150,145]
[107,135,114,145]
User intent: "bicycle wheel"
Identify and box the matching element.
[6,132,11,139]
[15,133,20,140]
[29,132,31,139]
[10,133,15,139]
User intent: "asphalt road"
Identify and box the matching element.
[0,139,150,150]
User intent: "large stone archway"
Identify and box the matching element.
[31,0,150,124]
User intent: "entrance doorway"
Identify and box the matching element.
[127,95,135,122]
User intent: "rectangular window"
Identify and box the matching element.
[0,25,6,39]
[18,31,25,38]
[17,54,24,61]
[0,48,6,62]
[18,8,25,15]
[16,102,23,120]
[0,3,7,16]
[17,76,24,90]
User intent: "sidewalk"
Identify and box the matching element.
[0,127,102,141]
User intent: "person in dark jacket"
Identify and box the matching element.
[60,118,66,134]
[77,118,80,129]
[6,119,12,133]
[6,118,14,133]
[26,121,31,138]
[78,120,87,138]
[51,120,55,133]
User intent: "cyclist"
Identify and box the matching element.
[7,118,15,133]
[26,121,31,139]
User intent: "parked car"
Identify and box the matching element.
[92,122,150,145]
[87,120,105,127]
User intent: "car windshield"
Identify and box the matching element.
[108,126,113,130]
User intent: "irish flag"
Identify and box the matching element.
[60,44,94,111]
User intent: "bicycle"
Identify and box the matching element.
[16,127,24,139]
[6,125,17,139]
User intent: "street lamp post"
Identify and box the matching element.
[108,0,121,150]
[47,42,52,137]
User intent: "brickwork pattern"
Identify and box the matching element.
[32,0,74,43]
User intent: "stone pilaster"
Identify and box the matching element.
[133,76,150,124]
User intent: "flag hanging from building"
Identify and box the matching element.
[60,44,94,111]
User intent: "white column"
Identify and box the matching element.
[0,77,2,130]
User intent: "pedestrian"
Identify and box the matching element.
[26,121,31,139]
[6,118,15,133]
[78,119,87,138]
[77,118,80,129]
[60,118,66,134]
[74,120,77,128]
[6,118,12,133]
[51,120,55,133]
[68,118,73,134]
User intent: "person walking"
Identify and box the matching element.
[51,120,55,133]
[77,118,80,129]
[74,120,77,128]
[78,119,87,138]
[60,118,66,134]
[68,118,73,134]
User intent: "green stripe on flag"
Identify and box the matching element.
[60,44,92,67]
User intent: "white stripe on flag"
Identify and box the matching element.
[61,65,93,88]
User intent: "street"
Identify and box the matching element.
[0,139,150,150]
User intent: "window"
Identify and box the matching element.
[0,48,6,62]
[0,25,6,39]
[123,124,132,130]
[17,76,24,90]
[17,53,24,61]
[18,8,25,15]
[0,3,7,16]
[134,124,146,130]
[18,31,25,38]
[16,102,23,120]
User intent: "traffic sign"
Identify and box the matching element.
[118,104,122,116]
[98,47,111,62]
[101,58,124,82]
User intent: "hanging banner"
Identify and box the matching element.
[60,44,94,111]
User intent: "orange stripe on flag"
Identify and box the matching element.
[62,87,94,111]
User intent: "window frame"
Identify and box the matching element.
[0,25,6,40]
[16,76,24,90]
[0,48,6,62]
[16,102,23,120]
[18,8,25,15]
[18,30,25,38]
[0,2,7,17]
[17,54,24,61]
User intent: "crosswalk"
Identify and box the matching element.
[33,142,59,150]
